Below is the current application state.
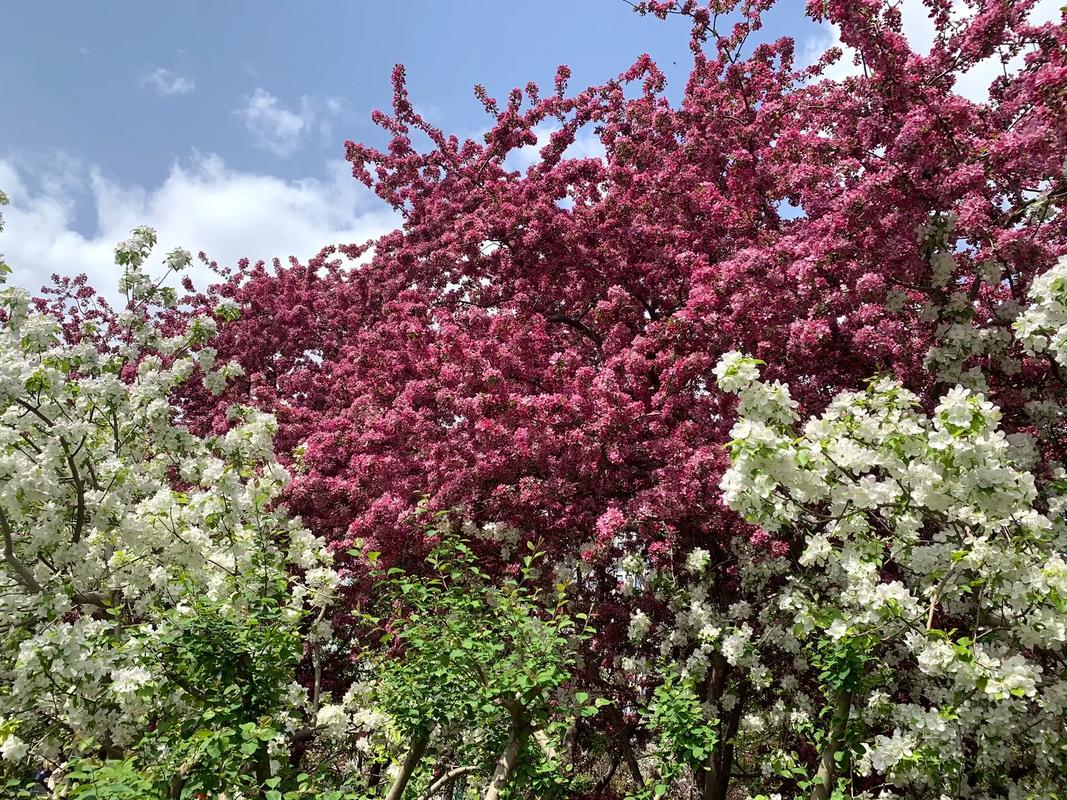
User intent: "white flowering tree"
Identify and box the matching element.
[695,348,1067,799]
[0,228,341,797]
[614,256,1067,799]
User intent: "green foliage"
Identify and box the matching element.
[61,757,158,799]
[365,510,597,797]
[48,587,318,798]
[630,669,718,800]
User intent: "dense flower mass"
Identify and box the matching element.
[2,0,1067,798]
[182,0,1067,575]
[1015,253,1067,366]
[711,351,1066,797]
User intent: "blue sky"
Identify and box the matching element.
[0,1,1059,295]
[4,2,699,189]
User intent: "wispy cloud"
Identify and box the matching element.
[141,67,195,97]
[234,88,346,158]
[234,89,308,157]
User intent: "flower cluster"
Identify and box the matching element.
[1015,254,1067,367]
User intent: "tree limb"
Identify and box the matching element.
[421,765,480,799]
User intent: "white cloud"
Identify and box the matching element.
[234,89,346,158]
[141,67,195,97]
[504,124,607,172]
[799,23,863,82]
[235,89,307,157]
[0,153,398,301]
[800,0,1062,100]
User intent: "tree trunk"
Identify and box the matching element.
[255,742,273,796]
[621,733,645,790]
[701,652,741,800]
[287,727,314,771]
[605,706,644,791]
[482,716,531,800]
[563,716,579,766]
[705,696,742,800]
[368,760,385,789]
[809,688,853,800]
[386,730,431,800]
[166,755,198,799]
[421,765,479,799]
[593,750,622,794]
[533,727,560,764]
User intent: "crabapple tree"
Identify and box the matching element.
[0,228,340,798]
